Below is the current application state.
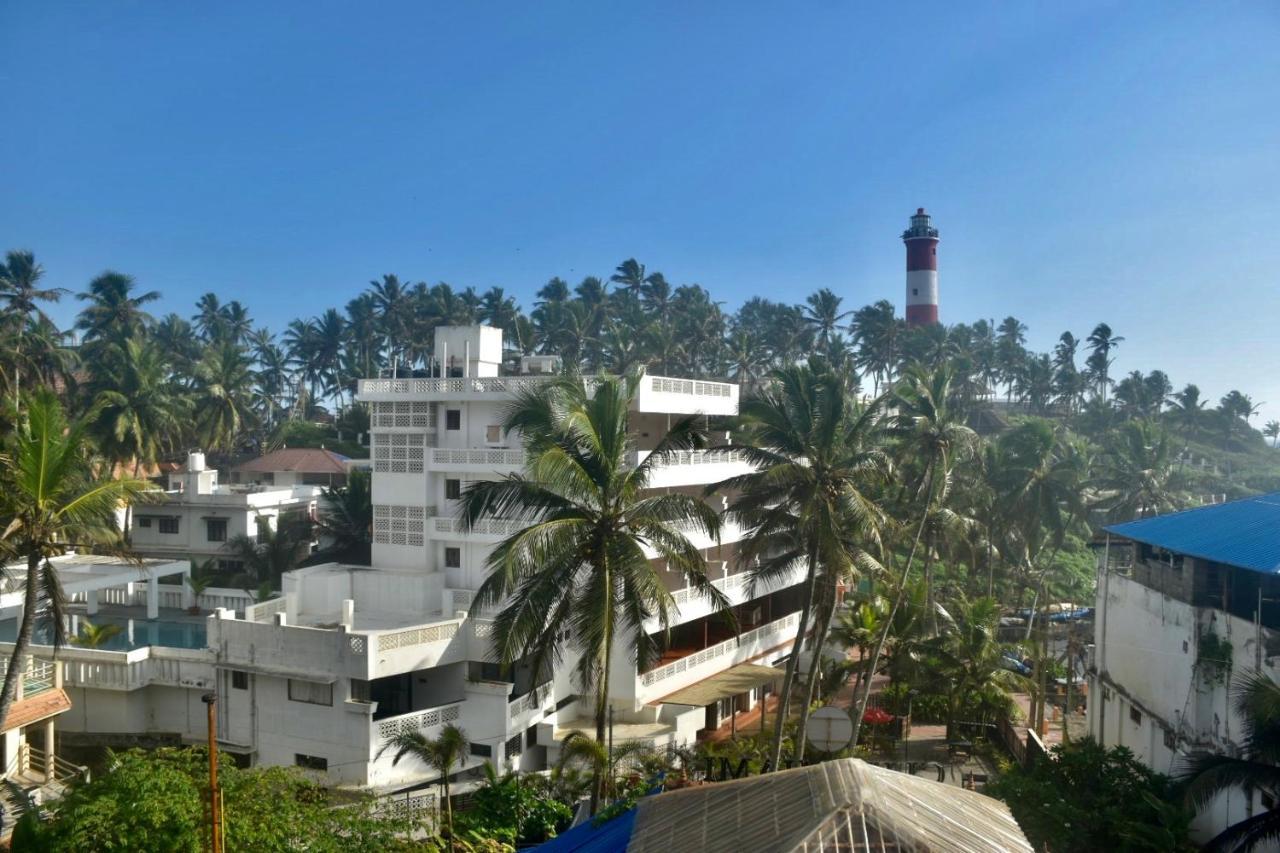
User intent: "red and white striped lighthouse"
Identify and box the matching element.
[903,207,939,327]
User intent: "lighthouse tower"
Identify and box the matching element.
[903,208,940,327]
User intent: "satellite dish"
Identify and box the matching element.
[807,705,854,753]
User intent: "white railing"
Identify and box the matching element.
[245,596,287,623]
[430,448,525,467]
[447,589,473,614]
[640,612,800,687]
[376,622,459,653]
[376,702,463,740]
[670,572,747,609]
[433,517,526,537]
[374,790,437,822]
[649,376,733,398]
[508,685,550,718]
[88,584,256,614]
[360,376,555,396]
[630,448,747,469]
[472,620,495,640]
[23,659,56,696]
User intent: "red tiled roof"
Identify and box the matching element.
[232,447,350,475]
[2,689,71,732]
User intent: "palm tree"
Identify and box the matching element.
[369,274,413,374]
[192,342,257,453]
[850,300,901,394]
[376,724,469,838]
[926,595,1028,739]
[1265,421,1280,449]
[1092,420,1183,522]
[75,271,160,347]
[316,468,372,564]
[0,391,151,728]
[71,618,124,649]
[719,362,889,767]
[225,524,310,589]
[850,365,978,748]
[803,289,852,356]
[0,250,67,410]
[1086,323,1124,402]
[460,374,729,812]
[1181,671,1280,851]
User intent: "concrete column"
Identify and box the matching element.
[342,599,355,629]
[147,573,159,620]
[44,720,54,780]
[86,589,99,616]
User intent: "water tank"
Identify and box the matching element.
[187,451,206,472]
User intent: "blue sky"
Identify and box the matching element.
[3,2,1279,418]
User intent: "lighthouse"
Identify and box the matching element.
[903,208,939,327]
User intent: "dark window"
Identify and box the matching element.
[295,753,328,771]
[505,733,523,758]
[1130,706,1142,725]
[445,479,461,500]
[445,547,461,569]
[138,517,153,528]
[159,517,180,534]
[217,559,245,573]
[231,670,248,690]
[1163,728,1176,750]
[470,743,492,758]
[207,518,228,542]
[526,725,538,749]
[288,679,333,706]
[912,288,919,296]
[446,409,461,431]
[350,679,371,703]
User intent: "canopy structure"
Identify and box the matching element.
[1105,491,1280,574]
[624,758,1032,853]
[656,663,783,707]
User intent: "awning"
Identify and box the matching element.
[2,688,72,732]
[656,663,784,707]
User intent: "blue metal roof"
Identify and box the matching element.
[1105,492,1280,574]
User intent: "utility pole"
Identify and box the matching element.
[203,693,222,853]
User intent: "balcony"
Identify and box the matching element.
[637,611,801,703]
[629,447,752,489]
[428,447,525,473]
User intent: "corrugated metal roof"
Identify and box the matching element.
[1105,492,1280,575]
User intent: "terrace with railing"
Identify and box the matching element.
[637,611,801,700]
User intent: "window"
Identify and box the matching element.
[912,288,919,296]
[295,753,328,772]
[486,425,502,444]
[206,518,228,542]
[445,479,461,500]
[350,679,371,703]
[1130,706,1142,726]
[217,559,245,573]
[231,670,248,690]
[445,409,461,431]
[526,725,538,749]
[138,517,153,528]
[288,679,333,706]
[470,743,492,758]
[1163,728,1176,750]
[445,547,461,569]
[505,733,523,758]
[158,517,180,534]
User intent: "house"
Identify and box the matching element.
[12,325,805,807]
[230,446,353,489]
[1088,492,1280,843]
[128,451,325,572]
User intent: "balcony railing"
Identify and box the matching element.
[648,376,733,398]
[376,702,463,741]
[375,621,459,654]
[430,448,525,467]
[628,448,747,469]
[433,517,526,537]
[640,612,800,687]
[360,376,556,396]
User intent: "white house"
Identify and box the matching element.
[1088,492,1280,845]
[128,451,326,572]
[19,325,807,803]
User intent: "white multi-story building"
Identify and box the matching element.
[26,325,806,798]
[1088,492,1280,844]
[128,451,326,572]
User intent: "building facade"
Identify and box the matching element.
[39,326,806,797]
[1088,493,1280,843]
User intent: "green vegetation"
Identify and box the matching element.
[988,739,1195,852]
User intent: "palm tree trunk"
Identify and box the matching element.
[591,555,612,815]
[795,589,838,756]
[0,554,42,729]
[768,547,821,771]
[850,467,935,748]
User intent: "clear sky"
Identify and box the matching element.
[3,2,1279,418]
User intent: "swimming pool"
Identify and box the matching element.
[0,616,208,651]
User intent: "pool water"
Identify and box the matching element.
[0,616,208,651]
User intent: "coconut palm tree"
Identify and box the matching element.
[803,289,852,356]
[71,618,124,649]
[850,364,978,748]
[1092,420,1183,522]
[316,468,372,564]
[1181,671,1280,851]
[0,391,151,728]
[0,250,67,410]
[75,271,160,348]
[1265,421,1280,449]
[461,373,729,812]
[1086,323,1124,402]
[192,342,257,453]
[718,361,889,767]
[225,524,310,589]
[925,595,1028,739]
[376,724,469,838]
